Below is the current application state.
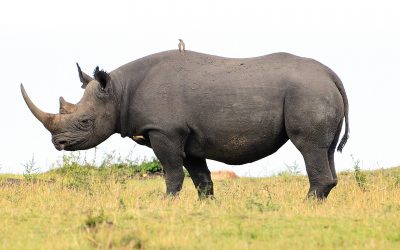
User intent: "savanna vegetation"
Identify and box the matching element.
[0,153,399,249]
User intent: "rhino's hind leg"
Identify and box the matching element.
[289,129,339,199]
[183,156,214,198]
[148,131,186,196]
[290,136,338,199]
[284,86,343,199]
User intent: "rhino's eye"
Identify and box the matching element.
[79,118,93,129]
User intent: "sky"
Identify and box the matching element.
[0,0,399,176]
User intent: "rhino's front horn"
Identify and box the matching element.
[20,84,57,131]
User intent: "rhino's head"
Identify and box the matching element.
[21,64,119,151]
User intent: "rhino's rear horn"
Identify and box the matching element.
[20,84,57,131]
[59,96,77,114]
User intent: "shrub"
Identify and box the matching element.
[23,155,39,181]
[352,155,367,191]
[50,153,165,184]
[138,158,163,174]
[278,161,302,180]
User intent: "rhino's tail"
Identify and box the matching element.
[330,70,349,152]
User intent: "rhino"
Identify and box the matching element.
[21,50,349,199]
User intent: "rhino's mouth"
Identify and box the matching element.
[52,135,87,151]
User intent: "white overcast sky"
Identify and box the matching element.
[0,0,399,175]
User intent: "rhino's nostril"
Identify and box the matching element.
[58,140,67,145]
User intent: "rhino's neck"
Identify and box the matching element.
[109,75,124,136]
[112,54,162,138]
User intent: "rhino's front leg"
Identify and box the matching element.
[148,131,185,196]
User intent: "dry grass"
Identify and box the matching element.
[0,167,399,249]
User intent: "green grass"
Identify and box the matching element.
[0,165,399,249]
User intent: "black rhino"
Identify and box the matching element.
[21,50,349,199]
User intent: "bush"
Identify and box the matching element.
[23,155,39,181]
[352,155,367,191]
[277,161,302,181]
[57,154,95,191]
[138,158,163,174]
[49,153,164,187]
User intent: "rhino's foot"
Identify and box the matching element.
[165,181,184,197]
[307,179,338,200]
[198,194,215,201]
[197,184,214,200]
[197,191,214,200]
[162,192,181,200]
[196,181,214,197]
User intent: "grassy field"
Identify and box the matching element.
[0,161,399,249]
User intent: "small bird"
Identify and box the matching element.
[178,39,185,55]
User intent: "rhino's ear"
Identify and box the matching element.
[93,66,110,90]
[76,63,93,89]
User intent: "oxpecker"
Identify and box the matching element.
[178,39,185,55]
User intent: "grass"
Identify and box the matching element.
[0,163,399,249]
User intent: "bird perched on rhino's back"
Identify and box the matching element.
[178,39,185,55]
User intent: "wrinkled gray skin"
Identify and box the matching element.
[21,50,349,199]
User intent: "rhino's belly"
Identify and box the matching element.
[185,127,289,165]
